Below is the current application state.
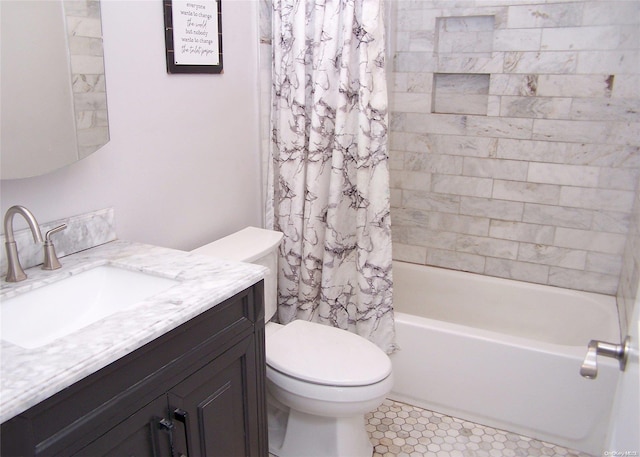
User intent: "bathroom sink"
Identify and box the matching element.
[1,266,179,349]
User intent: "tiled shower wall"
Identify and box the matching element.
[388,0,640,295]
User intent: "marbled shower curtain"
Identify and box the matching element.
[269,0,396,352]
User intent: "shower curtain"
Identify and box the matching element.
[269,0,396,353]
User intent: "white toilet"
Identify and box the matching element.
[192,226,393,457]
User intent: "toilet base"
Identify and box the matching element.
[268,401,373,457]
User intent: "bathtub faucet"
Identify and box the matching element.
[579,337,631,379]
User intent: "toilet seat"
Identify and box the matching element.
[266,320,392,387]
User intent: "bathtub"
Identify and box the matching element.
[389,260,621,455]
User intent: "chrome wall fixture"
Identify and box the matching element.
[580,337,631,379]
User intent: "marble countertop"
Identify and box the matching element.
[0,240,266,423]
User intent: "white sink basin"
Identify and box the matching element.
[1,266,179,349]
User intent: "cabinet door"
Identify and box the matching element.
[72,396,172,457]
[168,335,259,457]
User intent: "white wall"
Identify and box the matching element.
[0,0,263,251]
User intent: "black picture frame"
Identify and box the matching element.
[163,0,223,74]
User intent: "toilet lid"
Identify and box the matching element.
[266,320,392,387]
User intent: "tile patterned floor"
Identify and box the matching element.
[366,399,594,457]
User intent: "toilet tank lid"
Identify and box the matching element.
[191,227,283,263]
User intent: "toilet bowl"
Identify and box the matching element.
[191,227,393,457]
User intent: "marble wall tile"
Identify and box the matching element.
[432,175,493,197]
[390,92,432,113]
[504,51,577,74]
[549,268,619,295]
[492,180,560,205]
[459,196,524,221]
[586,252,624,275]
[506,3,583,29]
[407,227,458,250]
[392,243,427,264]
[559,187,635,212]
[517,243,587,270]
[582,1,640,26]
[555,227,627,254]
[500,96,572,119]
[522,203,592,230]
[427,248,486,273]
[532,119,610,143]
[577,50,640,74]
[383,0,639,294]
[527,163,599,187]
[405,152,463,174]
[403,190,460,214]
[541,26,623,51]
[457,235,519,260]
[536,74,613,98]
[489,220,555,244]
[484,258,549,284]
[490,74,538,96]
[462,157,528,180]
[592,210,631,234]
[493,29,541,52]
[570,98,640,122]
[598,168,640,191]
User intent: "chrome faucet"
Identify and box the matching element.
[4,205,43,282]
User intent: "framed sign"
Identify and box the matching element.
[163,0,223,74]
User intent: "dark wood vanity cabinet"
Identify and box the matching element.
[1,282,268,457]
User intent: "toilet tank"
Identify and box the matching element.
[191,227,283,321]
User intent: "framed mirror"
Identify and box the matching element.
[0,0,109,180]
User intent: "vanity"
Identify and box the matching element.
[0,222,269,456]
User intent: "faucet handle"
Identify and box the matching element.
[42,224,67,270]
[580,337,631,379]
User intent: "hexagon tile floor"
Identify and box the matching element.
[365,399,594,457]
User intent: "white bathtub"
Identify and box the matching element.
[389,260,621,455]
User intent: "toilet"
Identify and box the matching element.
[192,227,393,457]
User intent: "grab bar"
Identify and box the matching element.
[580,336,631,379]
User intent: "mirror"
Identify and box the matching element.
[0,0,109,180]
